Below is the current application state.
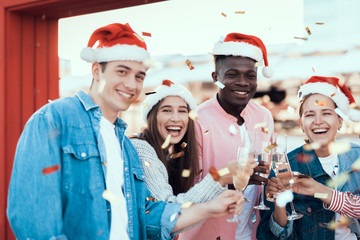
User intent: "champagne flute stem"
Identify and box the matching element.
[260,182,265,205]
[290,201,296,214]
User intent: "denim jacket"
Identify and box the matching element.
[257,143,360,240]
[7,91,181,240]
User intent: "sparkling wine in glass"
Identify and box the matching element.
[227,147,251,223]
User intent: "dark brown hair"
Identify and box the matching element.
[140,98,199,195]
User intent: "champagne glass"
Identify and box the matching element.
[272,135,303,220]
[227,147,251,223]
[253,141,272,210]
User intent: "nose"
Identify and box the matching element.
[170,112,180,122]
[123,74,137,91]
[236,75,250,86]
[314,113,323,124]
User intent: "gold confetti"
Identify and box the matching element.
[261,127,269,134]
[328,141,351,155]
[102,190,120,204]
[144,161,151,167]
[185,59,195,70]
[331,92,336,97]
[254,122,267,129]
[171,151,185,159]
[133,33,145,42]
[303,142,321,151]
[314,193,328,199]
[351,157,360,171]
[218,167,230,176]
[327,216,351,230]
[161,134,171,149]
[315,100,327,106]
[145,210,150,214]
[235,11,245,14]
[204,130,210,135]
[315,22,325,25]
[188,110,199,121]
[181,201,193,209]
[146,197,158,202]
[264,143,278,153]
[221,12,227,17]
[305,27,312,35]
[142,32,152,37]
[103,161,108,166]
[182,169,191,177]
[294,37,308,40]
[326,172,349,188]
[181,142,187,148]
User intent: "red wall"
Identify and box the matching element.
[0,0,163,239]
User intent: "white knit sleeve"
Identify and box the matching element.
[130,138,225,204]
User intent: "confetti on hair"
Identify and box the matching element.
[351,157,360,171]
[102,190,120,204]
[221,12,227,17]
[276,189,293,207]
[314,193,328,199]
[305,27,312,35]
[218,167,230,176]
[181,142,187,149]
[142,32,152,37]
[145,91,156,96]
[254,122,267,129]
[185,59,195,70]
[181,169,190,178]
[204,130,210,135]
[255,61,264,67]
[315,100,327,107]
[294,37,308,40]
[315,22,325,25]
[296,153,314,163]
[326,172,349,188]
[234,11,245,14]
[228,124,237,135]
[42,164,60,175]
[161,134,171,149]
[171,151,185,159]
[189,110,199,121]
[303,142,321,151]
[214,81,225,89]
[328,141,351,155]
[145,210,150,214]
[209,166,220,181]
[170,212,179,222]
[144,161,151,167]
[261,127,269,134]
[181,201,193,209]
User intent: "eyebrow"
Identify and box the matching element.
[159,105,187,109]
[115,64,146,76]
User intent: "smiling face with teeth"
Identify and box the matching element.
[90,60,147,122]
[299,94,343,154]
[156,96,189,145]
[212,56,257,121]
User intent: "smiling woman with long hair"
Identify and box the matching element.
[131,79,240,204]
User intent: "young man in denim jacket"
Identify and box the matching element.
[7,23,240,240]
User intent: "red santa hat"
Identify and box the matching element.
[141,79,197,122]
[298,76,360,122]
[212,33,273,78]
[80,23,150,63]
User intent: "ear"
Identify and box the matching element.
[211,72,217,83]
[298,118,304,133]
[92,62,101,82]
[338,116,343,130]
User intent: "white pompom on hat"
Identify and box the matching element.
[212,33,273,78]
[298,76,360,122]
[141,79,197,122]
[80,23,150,63]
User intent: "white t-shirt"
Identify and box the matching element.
[318,154,356,240]
[235,123,258,240]
[100,117,129,240]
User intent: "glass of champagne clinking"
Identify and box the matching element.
[227,146,251,223]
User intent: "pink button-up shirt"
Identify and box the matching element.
[179,97,274,240]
